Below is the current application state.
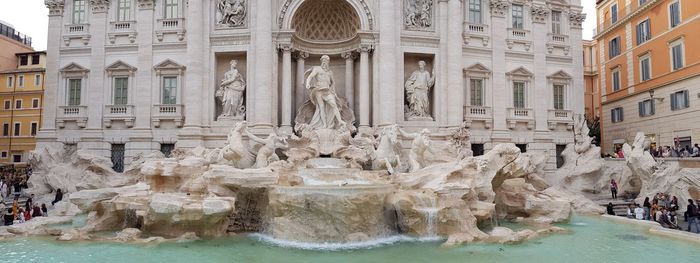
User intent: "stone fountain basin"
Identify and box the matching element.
[267,184,396,243]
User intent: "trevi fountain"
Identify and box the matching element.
[2,0,700,262]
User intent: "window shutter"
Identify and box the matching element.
[638,101,644,116]
[619,108,624,122]
[684,90,690,108]
[651,100,656,115]
[670,93,676,110]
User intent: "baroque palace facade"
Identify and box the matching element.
[40,0,585,172]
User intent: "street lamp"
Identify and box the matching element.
[649,90,664,102]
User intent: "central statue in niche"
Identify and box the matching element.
[404,60,435,120]
[294,55,356,133]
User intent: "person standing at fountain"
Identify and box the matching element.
[3,208,13,226]
[610,179,618,199]
[634,204,645,220]
[51,188,63,206]
[643,197,652,220]
[606,203,615,215]
[686,199,700,233]
[305,55,346,130]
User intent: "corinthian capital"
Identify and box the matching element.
[45,0,65,16]
[489,0,509,17]
[569,12,587,28]
[90,0,110,13]
[530,5,550,24]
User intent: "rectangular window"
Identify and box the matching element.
[30,122,37,136]
[472,144,484,156]
[68,79,82,106]
[162,76,178,104]
[640,55,651,82]
[13,123,20,136]
[611,107,624,123]
[612,69,621,91]
[7,76,12,88]
[469,0,482,24]
[638,99,655,117]
[608,37,620,58]
[636,19,651,45]
[18,76,24,87]
[19,56,28,66]
[12,155,21,163]
[670,1,681,28]
[73,0,87,24]
[35,74,41,86]
[161,143,175,158]
[469,79,483,106]
[111,144,126,173]
[117,0,132,21]
[670,90,690,110]
[164,0,179,19]
[0,152,6,158]
[639,0,649,5]
[113,77,129,105]
[513,82,525,108]
[15,100,21,109]
[553,84,565,110]
[32,54,40,65]
[671,41,684,70]
[2,123,8,137]
[551,11,561,35]
[512,5,524,29]
[3,100,10,110]
[32,98,39,108]
[611,4,618,23]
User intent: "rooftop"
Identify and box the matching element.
[0,21,33,47]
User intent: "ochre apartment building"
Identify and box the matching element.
[595,0,700,153]
[583,39,601,120]
[0,49,45,163]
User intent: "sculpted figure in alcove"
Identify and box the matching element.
[217,60,246,120]
[404,60,435,120]
[294,55,356,133]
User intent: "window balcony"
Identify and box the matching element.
[63,24,91,46]
[104,105,135,128]
[108,21,137,44]
[506,108,534,130]
[57,105,87,128]
[156,18,186,42]
[463,106,492,129]
[506,28,531,51]
[547,109,574,130]
[152,104,184,127]
[463,23,490,46]
[548,33,568,44]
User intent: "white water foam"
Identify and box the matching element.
[249,234,443,251]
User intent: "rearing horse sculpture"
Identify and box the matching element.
[372,125,402,174]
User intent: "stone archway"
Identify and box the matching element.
[278,0,374,31]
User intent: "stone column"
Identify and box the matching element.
[489,0,511,143]
[437,0,449,125]
[179,0,205,147]
[446,0,464,128]
[81,1,110,156]
[280,44,293,134]
[532,5,549,132]
[251,0,274,130]
[377,0,398,126]
[294,51,309,114]
[38,1,64,141]
[358,45,371,132]
[341,52,356,111]
[131,0,156,153]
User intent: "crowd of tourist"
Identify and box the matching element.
[1,194,48,226]
[0,165,32,199]
[0,165,55,226]
[604,143,700,159]
[606,192,700,233]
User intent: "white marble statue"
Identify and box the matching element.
[399,128,435,172]
[404,61,435,120]
[221,121,255,168]
[216,0,247,27]
[217,60,246,119]
[373,125,402,174]
[245,130,288,168]
[404,0,433,29]
[304,55,346,130]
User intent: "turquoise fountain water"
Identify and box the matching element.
[1,216,698,263]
